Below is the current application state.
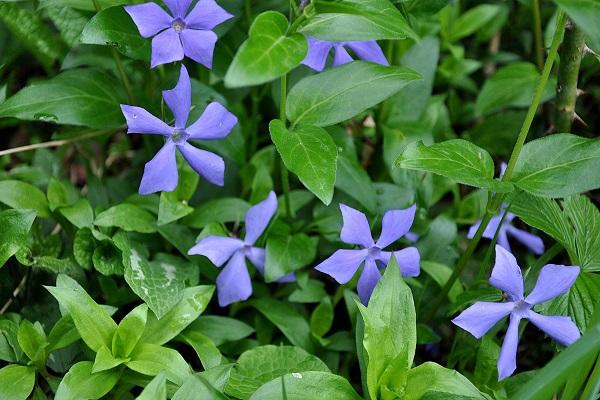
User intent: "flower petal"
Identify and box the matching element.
[468,215,504,240]
[379,247,420,278]
[526,311,581,346]
[178,143,225,186]
[506,226,545,255]
[125,3,172,38]
[139,141,178,195]
[498,314,522,380]
[490,245,524,301]
[187,102,238,140]
[332,45,353,66]
[497,229,512,253]
[180,29,217,69]
[162,64,191,129]
[244,191,277,245]
[216,251,252,307]
[187,236,243,266]
[185,0,233,30]
[151,28,184,68]
[162,0,191,18]
[376,204,416,248]
[525,264,580,305]
[452,301,514,338]
[120,105,172,136]
[345,41,388,65]
[245,246,265,270]
[315,249,368,284]
[357,257,381,305]
[301,37,333,71]
[339,204,374,248]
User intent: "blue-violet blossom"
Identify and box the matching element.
[452,245,580,380]
[187,191,294,307]
[120,65,237,195]
[302,37,388,72]
[125,0,233,68]
[315,204,420,304]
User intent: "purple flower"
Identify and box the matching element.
[125,0,233,68]
[315,204,420,304]
[468,205,545,255]
[120,65,237,195]
[452,245,581,380]
[301,37,388,72]
[187,192,294,306]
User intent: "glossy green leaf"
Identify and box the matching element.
[264,233,317,282]
[183,197,250,228]
[17,320,47,366]
[126,343,191,385]
[92,345,126,372]
[253,298,314,352]
[158,191,193,226]
[60,198,94,228]
[45,6,88,48]
[95,204,157,233]
[172,374,228,400]
[112,304,148,358]
[55,361,120,400]
[225,11,307,88]
[225,345,329,399]
[287,61,421,127]
[250,371,362,400]
[178,330,223,369]
[403,362,490,399]
[300,0,417,41]
[0,68,125,128]
[554,0,600,52]
[269,120,338,205]
[449,4,505,41]
[136,372,167,400]
[185,316,254,346]
[0,180,50,217]
[80,6,150,61]
[0,209,36,268]
[395,140,514,192]
[0,364,36,400]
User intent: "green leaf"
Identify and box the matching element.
[224,11,307,88]
[287,62,421,127]
[264,233,317,282]
[512,133,600,198]
[80,6,150,61]
[173,374,228,400]
[142,285,214,345]
[310,297,334,337]
[55,361,120,400]
[47,315,80,352]
[73,228,95,269]
[136,372,167,400]
[475,63,555,115]
[47,178,79,211]
[420,261,463,303]
[224,345,329,399]
[95,204,157,233]
[269,120,338,205]
[45,6,88,48]
[356,256,416,400]
[183,197,250,228]
[17,320,47,366]
[554,0,600,53]
[250,371,362,400]
[395,140,514,192]
[158,191,193,226]
[39,0,128,11]
[0,209,36,268]
[300,0,417,41]
[92,240,124,276]
[126,343,191,385]
[0,3,65,70]
[0,364,36,400]
[60,199,94,228]
[403,362,490,399]
[0,180,50,217]
[45,274,117,352]
[185,316,254,346]
[448,4,505,41]
[178,330,223,369]
[253,298,314,352]
[0,68,125,128]
[112,304,148,358]
[92,345,126,373]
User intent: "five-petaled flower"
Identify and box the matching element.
[315,204,420,304]
[120,64,237,195]
[187,191,294,307]
[302,37,388,72]
[125,0,233,68]
[468,205,545,255]
[452,245,580,380]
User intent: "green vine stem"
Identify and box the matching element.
[279,73,294,220]
[555,21,586,133]
[422,10,568,323]
[0,130,111,157]
[532,0,544,70]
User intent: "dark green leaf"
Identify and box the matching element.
[253,298,314,352]
[554,0,600,52]
[183,197,250,228]
[95,204,157,233]
[264,233,317,282]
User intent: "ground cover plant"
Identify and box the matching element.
[0,0,599,398]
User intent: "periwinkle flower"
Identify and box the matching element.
[125,0,233,68]
[188,191,294,307]
[452,245,580,380]
[315,204,420,304]
[468,205,545,255]
[120,65,237,195]
[302,37,388,72]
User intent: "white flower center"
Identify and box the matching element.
[172,19,186,33]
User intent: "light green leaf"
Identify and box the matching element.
[185,316,254,346]
[60,198,94,228]
[158,191,193,226]
[310,297,334,337]
[420,261,463,302]
[0,180,50,217]
[0,209,36,268]
[224,345,329,399]
[136,372,167,400]
[250,371,362,400]
[92,345,126,373]
[95,204,157,233]
[112,304,148,358]
[287,61,421,127]
[300,0,417,41]
[264,233,317,282]
[178,331,223,369]
[253,298,314,352]
[47,178,79,211]
[224,11,307,88]
[449,4,505,41]
[269,120,338,205]
[395,140,514,192]
[55,361,120,400]
[512,133,600,198]
[46,315,80,352]
[126,343,191,385]
[0,364,36,400]
[183,197,250,228]
[403,362,490,399]
[17,320,47,366]
[173,374,228,400]
[0,68,125,128]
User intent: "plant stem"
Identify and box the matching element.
[279,74,294,220]
[0,130,111,157]
[555,22,586,133]
[532,0,544,70]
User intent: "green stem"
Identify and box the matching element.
[532,0,544,70]
[582,352,600,400]
[0,130,111,157]
[279,74,294,220]
[555,22,586,133]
